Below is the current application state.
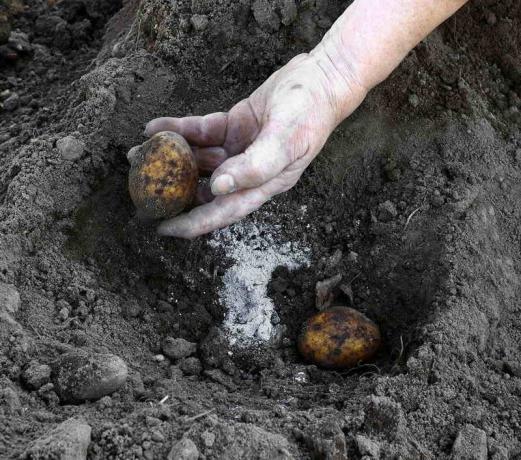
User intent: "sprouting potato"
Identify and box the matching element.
[128,131,198,220]
[298,306,381,369]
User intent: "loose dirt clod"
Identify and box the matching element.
[21,418,91,460]
[128,131,198,220]
[298,306,381,368]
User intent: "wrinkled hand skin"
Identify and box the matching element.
[146,0,468,239]
[146,52,367,238]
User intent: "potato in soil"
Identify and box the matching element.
[298,306,381,369]
[128,131,198,220]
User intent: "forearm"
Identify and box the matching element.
[310,0,469,121]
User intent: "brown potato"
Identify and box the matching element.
[298,306,381,369]
[128,131,198,220]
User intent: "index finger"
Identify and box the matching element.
[145,113,229,146]
[157,188,268,239]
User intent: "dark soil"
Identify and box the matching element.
[1,0,520,459]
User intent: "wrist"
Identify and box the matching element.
[309,29,369,125]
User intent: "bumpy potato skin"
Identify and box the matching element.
[298,307,381,369]
[128,131,198,220]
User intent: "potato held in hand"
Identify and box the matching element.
[298,306,381,369]
[128,131,198,220]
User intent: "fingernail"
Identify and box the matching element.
[211,174,236,195]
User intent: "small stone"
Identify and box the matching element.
[294,371,308,384]
[151,430,165,442]
[22,361,52,390]
[0,89,11,100]
[486,12,497,25]
[58,307,69,321]
[452,424,487,460]
[3,92,19,111]
[52,351,128,403]
[0,282,21,315]
[252,0,280,31]
[56,135,85,161]
[162,337,197,361]
[8,31,31,53]
[355,434,380,458]
[190,14,208,31]
[167,438,199,460]
[179,357,203,376]
[153,354,166,362]
[278,0,298,25]
[377,200,398,222]
[21,418,91,460]
[408,93,420,108]
[201,430,215,448]
[347,251,358,263]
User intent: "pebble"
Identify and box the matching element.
[151,430,165,442]
[252,0,280,32]
[190,14,209,31]
[167,438,199,460]
[179,357,203,376]
[162,337,197,361]
[486,12,497,25]
[3,92,20,111]
[452,424,487,460]
[201,430,215,448]
[56,135,85,161]
[21,418,91,460]
[52,351,128,403]
[279,0,298,25]
[377,200,398,222]
[0,282,21,317]
[22,361,52,390]
[409,93,420,108]
[347,251,358,263]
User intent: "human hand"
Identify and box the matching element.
[145,51,367,238]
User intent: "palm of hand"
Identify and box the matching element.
[145,54,343,238]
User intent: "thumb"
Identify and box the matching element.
[210,128,296,195]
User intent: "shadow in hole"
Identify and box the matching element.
[62,144,225,340]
